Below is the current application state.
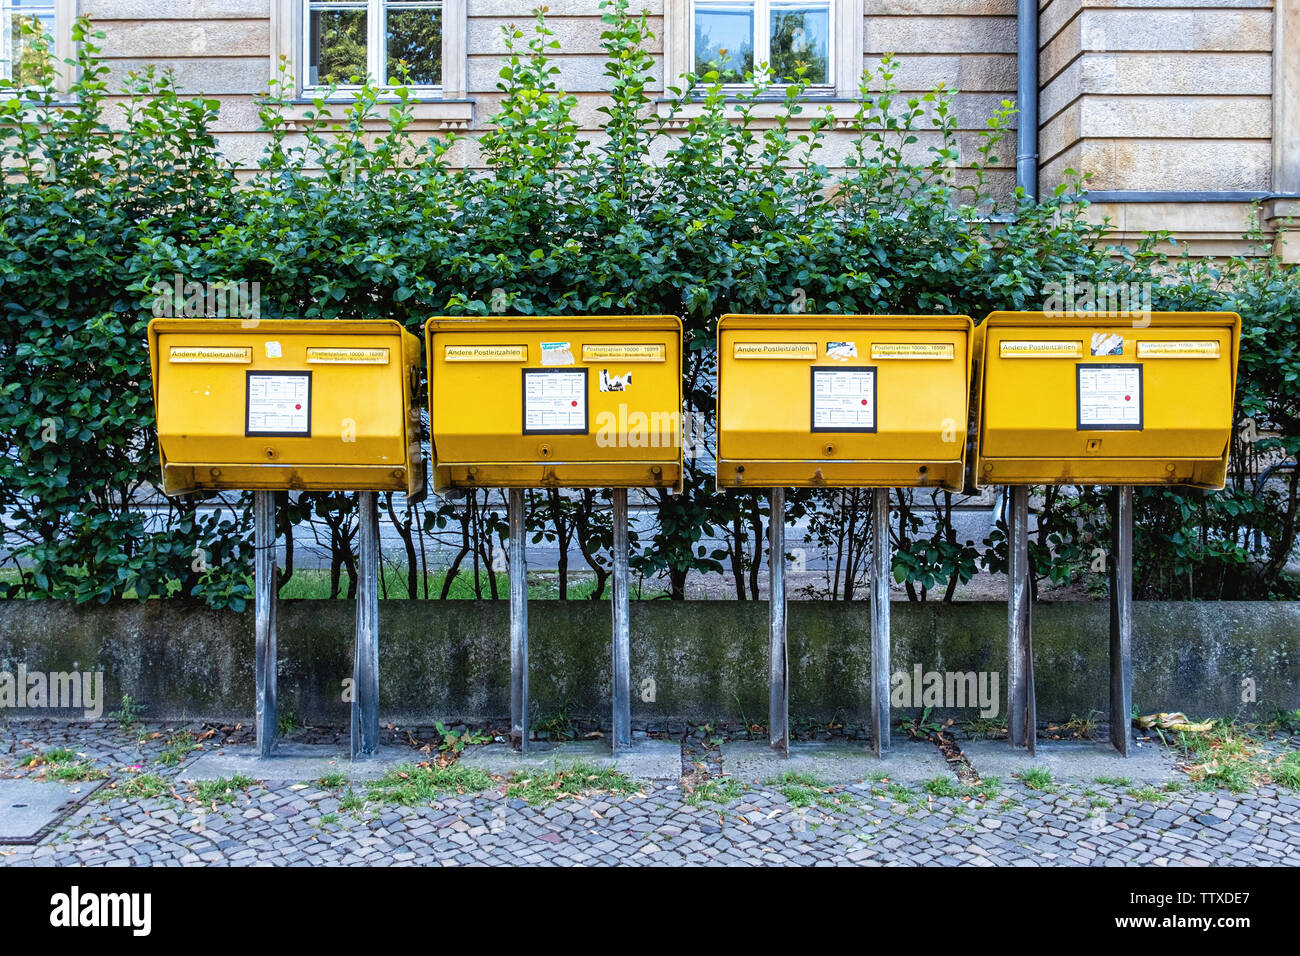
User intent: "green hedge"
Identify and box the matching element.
[1,4,1297,608]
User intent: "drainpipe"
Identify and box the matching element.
[1016,0,1039,200]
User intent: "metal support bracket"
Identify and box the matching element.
[351,490,380,760]
[1007,486,1036,754]
[509,488,529,754]
[870,488,892,757]
[254,490,278,759]
[611,488,632,754]
[1109,486,1134,756]
[768,488,789,756]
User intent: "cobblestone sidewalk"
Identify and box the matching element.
[2,720,1298,866]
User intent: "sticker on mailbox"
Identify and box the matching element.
[540,342,575,367]
[246,371,311,437]
[1077,363,1142,431]
[523,369,588,434]
[811,367,876,433]
[1090,333,1124,357]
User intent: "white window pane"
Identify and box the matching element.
[385,4,442,86]
[7,3,55,86]
[770,3,830,84]
[308,5,368,86]
[694,2,753,83]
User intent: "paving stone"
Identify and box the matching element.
[5,718,1298,867]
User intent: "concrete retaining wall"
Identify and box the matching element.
[0,600,1296,726]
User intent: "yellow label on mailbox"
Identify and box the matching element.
[306,347,389,365]
[733,342,817,359]
[1137,341,1220,358]
[581,344,666,362]
[444,345,528,362]
[871,343,955,360]
[999,341,1083,358]
[168,346,252,364]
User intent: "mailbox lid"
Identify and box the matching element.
[149,319,421,493]
[975,312,1240,481]
[717,314,973,489]
[426,315,683,489]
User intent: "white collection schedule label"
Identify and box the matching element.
[523,370,587,433]
[1077,364,1142,429]
[246,372,311,436]
[812,368,876,432]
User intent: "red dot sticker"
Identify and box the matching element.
[295,404,302,410]
[861,399,868,405]
[571,400,578,407]
[1124,395,1131,402]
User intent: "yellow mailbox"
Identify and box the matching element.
[972,311,1241,489]
[426,315,683,490]
[716,314,975,490]
[148,318,424,496]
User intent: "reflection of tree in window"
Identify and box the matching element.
[770,5,828,84]
[386,8,442,85]
[6,4,56,87]
[694,5,753,83]
[310,9,367,85]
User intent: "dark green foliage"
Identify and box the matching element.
[2,3,1296,606]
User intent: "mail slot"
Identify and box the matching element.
[972,311,1242,488]
[716,314,974,489]
[426,315,683,490]
[148,318,424,495]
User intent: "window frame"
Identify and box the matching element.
[693,0,835,92]
[666,0,862,101]
[1,0,74,95]
[303,0,442,97]
[279,0,466,102]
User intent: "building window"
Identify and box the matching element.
[1,0,56,86]
[665,0,861,99]
[304,0,444,93]
[694,1,832,87]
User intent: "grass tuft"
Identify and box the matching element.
[193,774,255,806]
[366,763,494,806]
[685,777,745,807]
[505,761,639,808]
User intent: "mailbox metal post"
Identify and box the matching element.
[1007,486,1036,754]
[253,490,278,758]
[1109,486,1135,755]
[611,488,632,754]
[508,488,530,754]
[351,491,381,760]
[769,488,789,756]
[870,488,892,757]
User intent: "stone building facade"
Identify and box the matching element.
[4,0,1298,258]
